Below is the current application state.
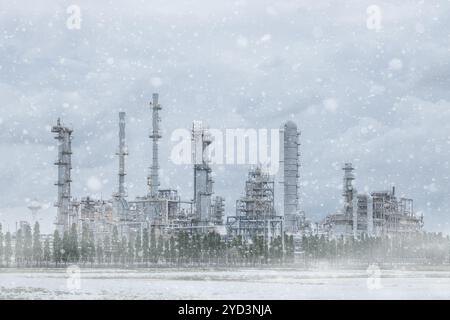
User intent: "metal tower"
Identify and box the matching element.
[281,121,301,232]
[342,162,355,216]
[148,93,161,198]
[192,121,213,222]
[115,112,128,198]
[52,118,73,233]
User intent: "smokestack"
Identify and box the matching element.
[116,112,127,198]
[149,93,161,197]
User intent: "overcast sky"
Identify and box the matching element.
[0,0,449,234]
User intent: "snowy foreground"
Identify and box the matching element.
[1,267,450,299]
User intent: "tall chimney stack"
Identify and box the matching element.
[149,93,161,198]
[116,111,127,198]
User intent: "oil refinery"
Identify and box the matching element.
[49,93,424,248]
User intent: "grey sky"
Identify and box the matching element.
[0,0,449,234]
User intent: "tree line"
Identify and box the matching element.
[301,232,450,265]
[0,222,50,267]
[2,221,448,268]
[0,222,295,267]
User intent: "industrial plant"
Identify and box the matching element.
[51,94,226,245]
[322,163,424,239]
[48,93,424,252]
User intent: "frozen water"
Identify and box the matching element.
[1,267,450,300]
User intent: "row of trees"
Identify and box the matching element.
[0,222,295,267]
[0,222,51,267]
[301,232,450,264]
[3,221,447,268]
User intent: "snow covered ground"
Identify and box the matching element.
[1,267,450,299]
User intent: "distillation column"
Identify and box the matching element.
[281,121,301,232]
[342,163,355,215]
[52,118,73,233]
[192,121,213,223]
[342,163,358,237]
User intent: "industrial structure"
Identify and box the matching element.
[321,163,424,239]
[277,121,306,234]
[115,111,127,200]
[226,120,310,244]
[27,199,42,223]
[48,92,423,250]
[148,93,161,198]
[192,121,214,224]
[51,94,225,243]
[51,119,74,233]
[226,167,284,242]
